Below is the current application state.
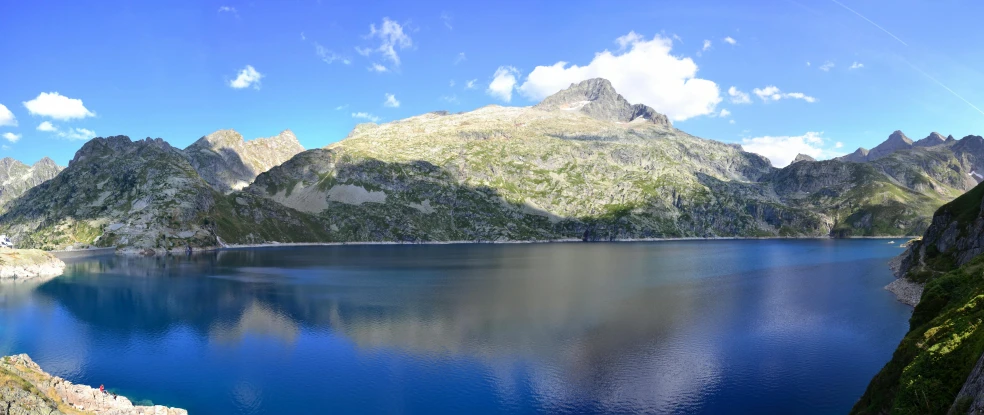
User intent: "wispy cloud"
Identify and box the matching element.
[369,63,388,73]
[850,61,864,69]
[335,104,349,111]
[352,112,380,123]
[440,12,453,30]
[723,36,737,45]
[454,52,466,65]
[35,121,95,141]
[742,131,840,167]
[819,61,835,71]
[465,79,477,89]
[217,6,239,18]
[728,86,751,104]
[752,86,816,103]
[314,42,351,65]
[362,17,413,67]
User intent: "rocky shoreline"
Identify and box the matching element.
[0,249,65,280]
[884,277,924,307]
[0,354,186,415]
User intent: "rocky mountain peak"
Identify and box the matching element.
[792,153,816,163]
[914,131,949,147]
[534,78,672,127]
[183,129,305,193]
[32,157,58,169]
[866,130,914,161]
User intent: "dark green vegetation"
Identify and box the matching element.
[853,181,984,414]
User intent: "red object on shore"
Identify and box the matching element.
[99,384,105,392]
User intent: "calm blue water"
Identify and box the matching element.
[0,240,912,414]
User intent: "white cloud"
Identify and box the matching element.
[364,17,412,67]
[718,109,731,117]
[819,61,835,72]
[0,104,15,127]
[315,43,351,65]
[23,92,95,120]
[58,127,95,141]
[2,132,20,143]
[806,61,811,67]
[702,40,711,51]
[850,61,864,69]
[229,65,263,89]
[487,66,520,102]
[383,93,400,108]
[351,112,380,123]
[36,121,56,131]
[741,132,839,167]
[723,36,737,45]
[35,120,95,140]
[728,86,751,104]
[335,104,349,110]
[369,63,388,72]
[465,79,477,89]
[454,52,466,65]
[516,32,722,121]
[449,80,455,87]
[615,32,644,51]
[300,32,306,41]
[752,85,816,103]
[835,141,844,148]
[729,119,736,124]
[441,94,459,104]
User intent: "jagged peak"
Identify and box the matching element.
[71,135,174,166]
[534,78,671,127]
[31,157,58,169]
[886,130,913,145]
[914,131,949,147]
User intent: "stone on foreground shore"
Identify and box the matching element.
[0,249,65,280]
[0,354,186,415]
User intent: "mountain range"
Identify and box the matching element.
[2,78,984,251]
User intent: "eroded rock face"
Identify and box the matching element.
[791,153,816,163]
[0,354,186,415]
[183,129,305,193]
[0,157,62,210]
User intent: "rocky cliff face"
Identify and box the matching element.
[183,129,304,193]
[0,157,62,210]
[0,135,331,251]
[852,180,984,414]
[0,354,186,414]
[533,78,672,127]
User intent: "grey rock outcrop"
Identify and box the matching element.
[533,78,672,127]
[183,129,305,193]
[792,153,816,163]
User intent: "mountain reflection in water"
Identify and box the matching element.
[1,241,912,414]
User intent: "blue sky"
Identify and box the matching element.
[2,0,984,167]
